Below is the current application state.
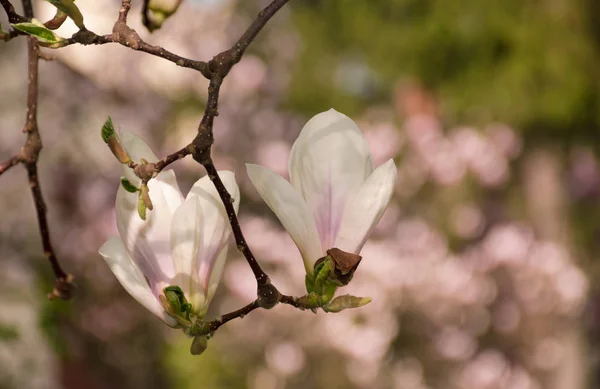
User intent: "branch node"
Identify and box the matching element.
[48,274,75,300]
[257,281,280,309]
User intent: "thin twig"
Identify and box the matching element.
[117,0,132,23]
[204,161,270,285]
[20,0,73,300]
[190,0,291,292]
[66,29,210,77]
[206,300,260,333]
[0,156,20,176]
[0,0,26,23]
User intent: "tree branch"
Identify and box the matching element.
[206,300,260,333]
[0,155,20,176]
[20,0,73,300]
[0,0,26,23]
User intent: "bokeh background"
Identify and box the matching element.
[1,0,600,388]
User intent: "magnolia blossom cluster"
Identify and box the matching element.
[99,109,397,327]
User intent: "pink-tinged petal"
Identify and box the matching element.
[335,159,397,254]
[186,171,239,309]
[119,132,158,186]
[116,182,176,296]
[288,109,374,250]
[204,246,228,312]
[246,164,322,273]
[155,170,184,214]
[99,237,177,327]
[170,196,202,306]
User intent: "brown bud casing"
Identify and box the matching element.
[327,248,362,285]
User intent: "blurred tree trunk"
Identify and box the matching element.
[523,148,587,389]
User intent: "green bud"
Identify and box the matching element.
[137,194,147,220]
[140,183,153,210]
[143,0,183,32]
[323,294,372,313]
[190,335,208,355]
[120,177,139,193]
[101,116,115,143]
[102,117,131,164]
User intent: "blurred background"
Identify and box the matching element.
[1,0,599,388]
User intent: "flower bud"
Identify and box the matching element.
[326,248,362,286]
[143,0,183,32]
[190,335,208,355]
[323,294,372,313]
[101,117,131,164]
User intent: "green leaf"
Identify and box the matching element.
[120,177,139,193]
[101,116,115,143]
[44,0,85,29]
[11,19,64,43]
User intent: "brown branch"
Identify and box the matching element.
[67,29,210,77]
[205,300,260,333]
[1,0,26,23]
[18,0,73,300]
[189,0,291,296]
[0,155,20,175]
[204,161,270,285]
[154,144,194,172]
[231,0,290,59]
[117,0,132,24]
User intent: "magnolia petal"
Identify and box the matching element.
[335,159,398,254]
[204,246,228,312]
[154,170,184,214]
[247,164,322,273]
[288,109,374,250]
[119,132,158,186]
[170,196,202,304]
[187,171,239,299]
[99,237,177,327]
[116,180,176,295]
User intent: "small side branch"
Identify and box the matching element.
[0,156,20,176]
[206,300,260,333]
[117,0,132,23]
[0,0,26,23]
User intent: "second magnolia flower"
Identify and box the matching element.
[247,108,398,275]
[99,132,239,326]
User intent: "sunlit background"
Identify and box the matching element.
[1,0,600,388]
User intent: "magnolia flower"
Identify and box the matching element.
[99,133,239,326]
[247,109,397,275]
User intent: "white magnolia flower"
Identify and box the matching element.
[99,133,239,326]
[247,109,397,275]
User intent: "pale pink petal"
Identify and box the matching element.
[170,196,202,307]
[335,159,397,253]
[288,109,374,250]
[247,164,322,273]
[116,182,175,296]
[204,246,228,311]
[186,171,239,306]
[99,237,177,327]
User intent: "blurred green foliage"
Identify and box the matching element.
[165,336,247,389]
[289,0,600,141]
